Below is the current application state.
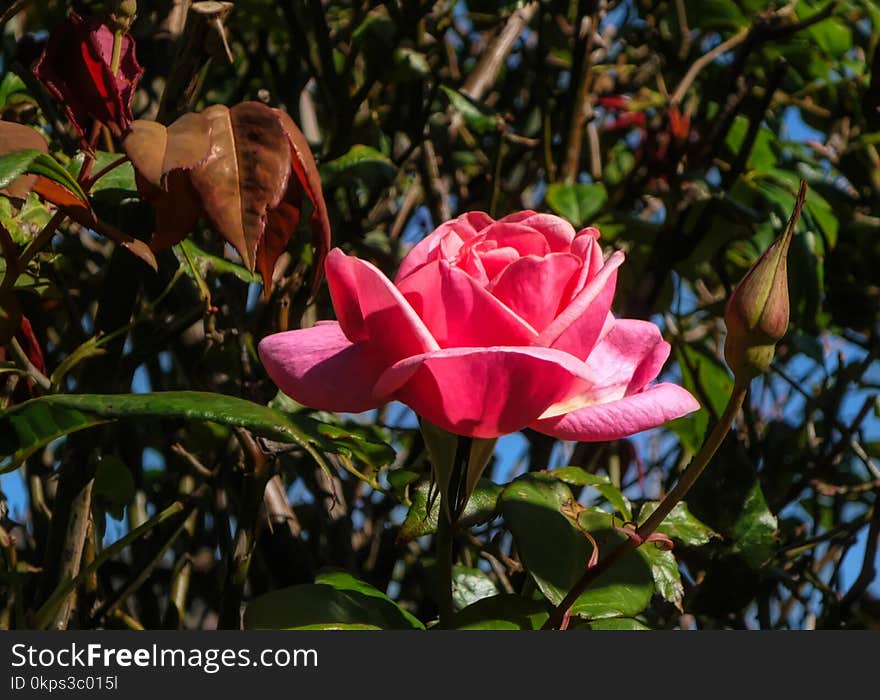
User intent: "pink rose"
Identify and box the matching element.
[259,211,698,439]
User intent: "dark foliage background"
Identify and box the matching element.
[0,0,878,630]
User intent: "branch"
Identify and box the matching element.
[670,27,749,106]
[461,3,539,101]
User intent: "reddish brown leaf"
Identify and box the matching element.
[34,11,143,139]
[275,110,331,295]
[257,176,304,293]
[32,177,92,215]
[0,121,49,200]
[124,102,331,294]
[191,103,292,271]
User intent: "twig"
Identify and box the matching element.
[461,3,539,101]
[670,28,749,106]
[7,337,51,391]
[0,0,30,32]
[837,491,880,615]
[217,430,272,629]
[674,0,691,60]
[560,3,600,183]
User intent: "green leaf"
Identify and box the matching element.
[732,480,778,569]
[390,48,431,82]
[92,455,135,521]
[243,570,424,630]
[545,183,607,229]
[542,467,632,520]
[639,545,683,610]
[399,478,502,542]
[320,145,396,189]
[0,391,334,473]
[806,18,851,59]
[572,617,650,630]
[452,565,499,611]
[0,149,89,205]
[68,151,136,194]
[687,443,778,571]
[501,476,654,620]
[441,85,498,134]
[0,73,33,110]
[0,192,52,246]
[638,501,718,546]
[669,343,734,453]
[175,239,261,285]
[684,0,748,30]
[308,420,396,468]
[452,594,549,630]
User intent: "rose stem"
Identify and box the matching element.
[543,379,750,630]
[435,435,472,628]
[435,507,455,628]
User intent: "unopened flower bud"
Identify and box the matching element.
[108,0,137,32]
[724,181,807,382]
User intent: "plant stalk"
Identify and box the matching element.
[544,379,750,629]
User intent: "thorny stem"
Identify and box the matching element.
[544,379,750,629]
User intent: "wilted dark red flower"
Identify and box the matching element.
[34,11,143,139]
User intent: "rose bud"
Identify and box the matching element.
[724,181,806,382]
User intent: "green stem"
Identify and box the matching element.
[110,30,124,76]
[544,379,750,629]
[435,504,455,629]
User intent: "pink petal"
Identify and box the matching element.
[395,212,493,282]
[477,245,520,280]
[488,253,582,331]
[397,259,537,347]
[584,318,671,397]
[258,322,385,413]
[534,250,625,359]
[479,221,551,257]
[374,346,595,438]
[539,318,669,418]
[326,249,439,362]
[504,212,577,251]
[532,383,700,442]
[567,231,604,301]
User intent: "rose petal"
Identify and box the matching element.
[567,230,604,301]
[397,259,537,346]
[395,212,493,282]
[534,250,624,359]
[479,221,551,257]
[532,383,700,442]
[539,318,670,417]
[374,346,596,438]
[488,252,582,331]
[258,322,385,413]
[505,212,577,251]
[326,248,439,361]
[477,245,520,280]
